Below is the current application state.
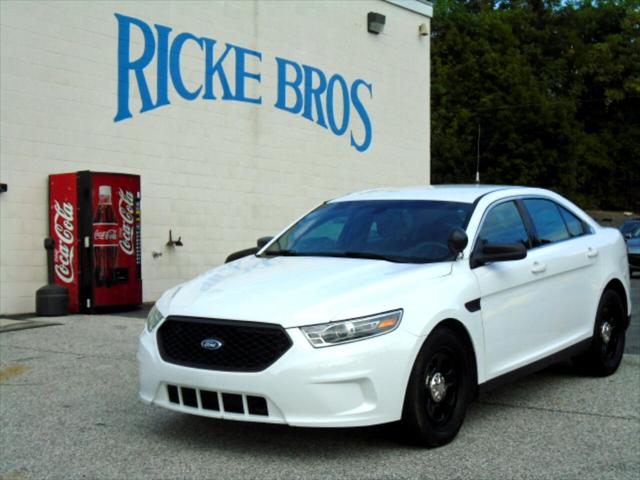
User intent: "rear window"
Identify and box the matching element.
[523,199,571,245]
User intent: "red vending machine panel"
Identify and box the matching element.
[49,171,142,312]
[49,173,81,312]
[89,173,142,309]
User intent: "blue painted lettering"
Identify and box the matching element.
[302,64,328,129]
[350,79,373,152]
[170,32,204,100]
[274,57,303,114]
[203,39,235,100]
[114,13,157,121]
[155,24,172,109]
[326,74,350,136]
[114,13,373,152]
[233,45,262,104]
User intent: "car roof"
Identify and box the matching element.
[332,185,528,204]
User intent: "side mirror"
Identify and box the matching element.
[224,236,274,264]
[257,236,273,249]
[225,247,259,264]
[624,232,632,240]
[471,243,527,268]
[447,227,468,254]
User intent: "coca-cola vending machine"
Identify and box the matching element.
[49,171,142,312]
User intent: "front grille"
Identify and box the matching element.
[157,316,292,372]
[166,384,269,416]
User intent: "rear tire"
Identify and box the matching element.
[576,289,626,377]
[400,328,474,447]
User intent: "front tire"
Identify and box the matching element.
[576,289,626,376]
[400,328,474,447]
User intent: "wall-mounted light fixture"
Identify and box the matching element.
[367,12,386,34]
[419,23,429,37]
[166,230,183,247]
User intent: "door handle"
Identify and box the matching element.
[587,248,599,258]
[531,262,547,274]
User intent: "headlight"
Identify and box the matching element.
[300,310,403,348]
[146,305,165,332]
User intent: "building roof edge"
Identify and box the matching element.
[382,0,433,18]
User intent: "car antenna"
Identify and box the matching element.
[475,123,481,185]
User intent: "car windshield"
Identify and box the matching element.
[261,200,473,264]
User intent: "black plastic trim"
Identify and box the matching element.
[167,385,179,404]
[477,338,591,395]
[222,393,244,414]
[465,298,481,312]
[200,390,220,411]
[77,171,93,313]
[514,199,537,248]
[181,387,198,408]
[247,396,269,416]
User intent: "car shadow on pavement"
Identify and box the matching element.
[152,413,403,454]
[147,364,575,454]
[143,355,638,455]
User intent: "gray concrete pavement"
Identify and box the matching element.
[1,280,639,480]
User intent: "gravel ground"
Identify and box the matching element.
[0,279,638,480]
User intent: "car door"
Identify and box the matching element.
[520,198,600,347]
[471,199,541,379]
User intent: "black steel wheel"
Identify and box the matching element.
[576,289,626,377]
[401,327,474,447]
[423,348,460,426]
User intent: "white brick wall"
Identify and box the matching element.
[0,0,430,314]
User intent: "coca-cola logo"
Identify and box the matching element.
[94,229,118,241]
[118,188,135,255]
[53,200,75,284]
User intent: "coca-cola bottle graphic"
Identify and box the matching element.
[93,185,118,286]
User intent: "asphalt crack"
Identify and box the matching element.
[478,399,639,421]
[0,344,136,362]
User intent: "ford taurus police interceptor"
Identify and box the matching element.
[138,185,632,447]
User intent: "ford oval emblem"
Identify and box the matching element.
[201,338,223,350]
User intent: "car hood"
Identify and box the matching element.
[157,255,452,328]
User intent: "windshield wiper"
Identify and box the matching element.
[341,251,413,263]
[260,250,419,263]
[259,249,302,257]
[308,251,415,263]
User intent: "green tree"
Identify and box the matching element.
[430,0,640,210]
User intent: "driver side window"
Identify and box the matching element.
[478,201,531,248]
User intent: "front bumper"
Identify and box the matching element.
[138,324,421,427]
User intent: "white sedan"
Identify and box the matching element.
[138,185,632,447]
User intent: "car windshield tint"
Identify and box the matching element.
[262,200,473,263]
